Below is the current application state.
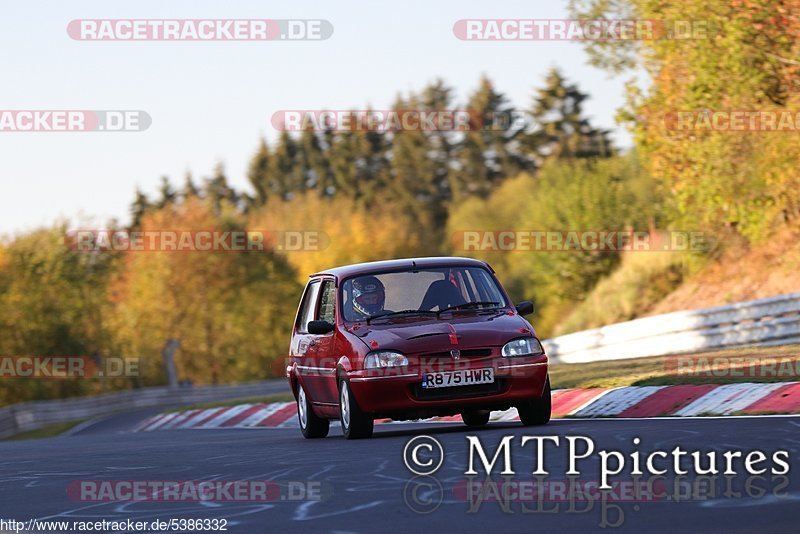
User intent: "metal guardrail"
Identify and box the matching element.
[543,292,800,364]
[0,380,283,439]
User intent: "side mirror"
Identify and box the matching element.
[307,320,335,335]
[515,301,534,316]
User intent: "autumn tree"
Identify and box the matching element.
[247,138,271,206]
[452,76,529,200]
[109,197,301,385]
[569,0,800,243]
[0,226,119,405]
[524,68,614,163]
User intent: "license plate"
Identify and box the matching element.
[421,368,494,389]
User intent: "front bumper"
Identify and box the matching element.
[346,354,548,417]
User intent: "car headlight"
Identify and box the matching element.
[364,350,408,369]
[502,338,544,357]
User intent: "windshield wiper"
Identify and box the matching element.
[437,301,502,316]
[367,309,437,324]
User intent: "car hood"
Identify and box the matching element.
[346,312,535,353]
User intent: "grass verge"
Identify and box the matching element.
[2,420,86,441]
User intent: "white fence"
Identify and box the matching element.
[0,380,282,439]
[543,292,800,364]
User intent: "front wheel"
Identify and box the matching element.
[297,383,329,439]
[339,380,374,439]
[461,409,491,427]
[517,378,551,426]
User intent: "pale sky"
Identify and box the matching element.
[0,0,633,235]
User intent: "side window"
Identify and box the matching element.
[296,280,321,333]
[318,280,335,324]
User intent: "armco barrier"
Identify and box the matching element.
[543,292,800,364]
[0,380,281,439]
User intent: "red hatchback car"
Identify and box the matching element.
[286,257,550,439]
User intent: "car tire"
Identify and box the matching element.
[517,377,551,426]
[339,379,374,439]
[297,383,330,439]
[461,409,491,427]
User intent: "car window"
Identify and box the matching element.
[467,268,505,303]
[341,267,506,321]
[296,280,321,333]
[383,270,442,311]
[318,280,335,324]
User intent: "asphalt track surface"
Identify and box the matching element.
[1,413,799,533]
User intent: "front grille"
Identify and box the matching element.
[420,348,493,360]
[412,379,504,400]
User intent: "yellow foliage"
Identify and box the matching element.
[108,198,301,385]
[249,192,423,281]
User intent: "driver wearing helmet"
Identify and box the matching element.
[349,275,387,319]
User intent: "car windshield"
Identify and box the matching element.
[341,266,506,322]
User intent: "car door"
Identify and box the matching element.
[313,278,339,405]
[292,279,325,401]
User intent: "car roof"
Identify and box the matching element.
[310,256,493,280]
